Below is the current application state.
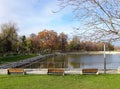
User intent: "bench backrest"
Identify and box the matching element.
[48,69,64,73]
[8,68,24,74]
[82,69,98,73]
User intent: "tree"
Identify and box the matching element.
[0,22,18,54]
[58,0,120,42]
[18,35,27,54]
[58,32,68,52]
[38,30,58,52]
[68,36,80,50]
[26,39,33,53]
[29,33,40,53]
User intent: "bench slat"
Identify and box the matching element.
[82,69,98,74]
[8,68,24,74]
[48,69,64,75]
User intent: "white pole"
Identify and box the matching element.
[104,44,106,74]
[104,44,106,58]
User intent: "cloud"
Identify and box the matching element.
[0,0,79,36]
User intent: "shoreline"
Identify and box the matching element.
[62,51,120,55]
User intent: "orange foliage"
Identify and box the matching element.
[38,29,58,50]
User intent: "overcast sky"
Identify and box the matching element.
[0,0,80,36]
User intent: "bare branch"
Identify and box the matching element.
[58,0,120,42]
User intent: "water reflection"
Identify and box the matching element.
[24,54,120,69]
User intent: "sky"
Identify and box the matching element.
[0,0,120,46]
[0,0,80,37]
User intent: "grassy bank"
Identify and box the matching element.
[0,54,38,63]
[0,74,120,89]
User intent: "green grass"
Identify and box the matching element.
[0,54,38,63]
[0,74,120,89]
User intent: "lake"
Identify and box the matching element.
[24,54,120,69]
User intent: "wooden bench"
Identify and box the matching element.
[82,69,99,75]
[8,68,25,75]
[48,68,64,76]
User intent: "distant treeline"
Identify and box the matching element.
[0,23,114,56]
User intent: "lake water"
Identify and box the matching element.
[24,54,120,69]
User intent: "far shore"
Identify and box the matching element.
[60,51,120,55]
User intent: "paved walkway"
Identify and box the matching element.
[24,68,119,74]
[0,54,55,69]
[0,68,119,74]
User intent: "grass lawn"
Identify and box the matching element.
[0,54,38,64]
[0,74,120,89]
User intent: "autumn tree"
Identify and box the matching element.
[0,22,18,54]
[38,30,58,53]
[58,32,68,52]
[105,42,114,51]
[17,35,27,54]
[81,41,114,51]
[26,38,33,53]
[28,33,39,53]
[68,36,80,51]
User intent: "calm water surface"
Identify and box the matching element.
[25,54,120,69]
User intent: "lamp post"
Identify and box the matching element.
[104,43,106,74]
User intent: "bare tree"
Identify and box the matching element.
[58,0,120,42]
